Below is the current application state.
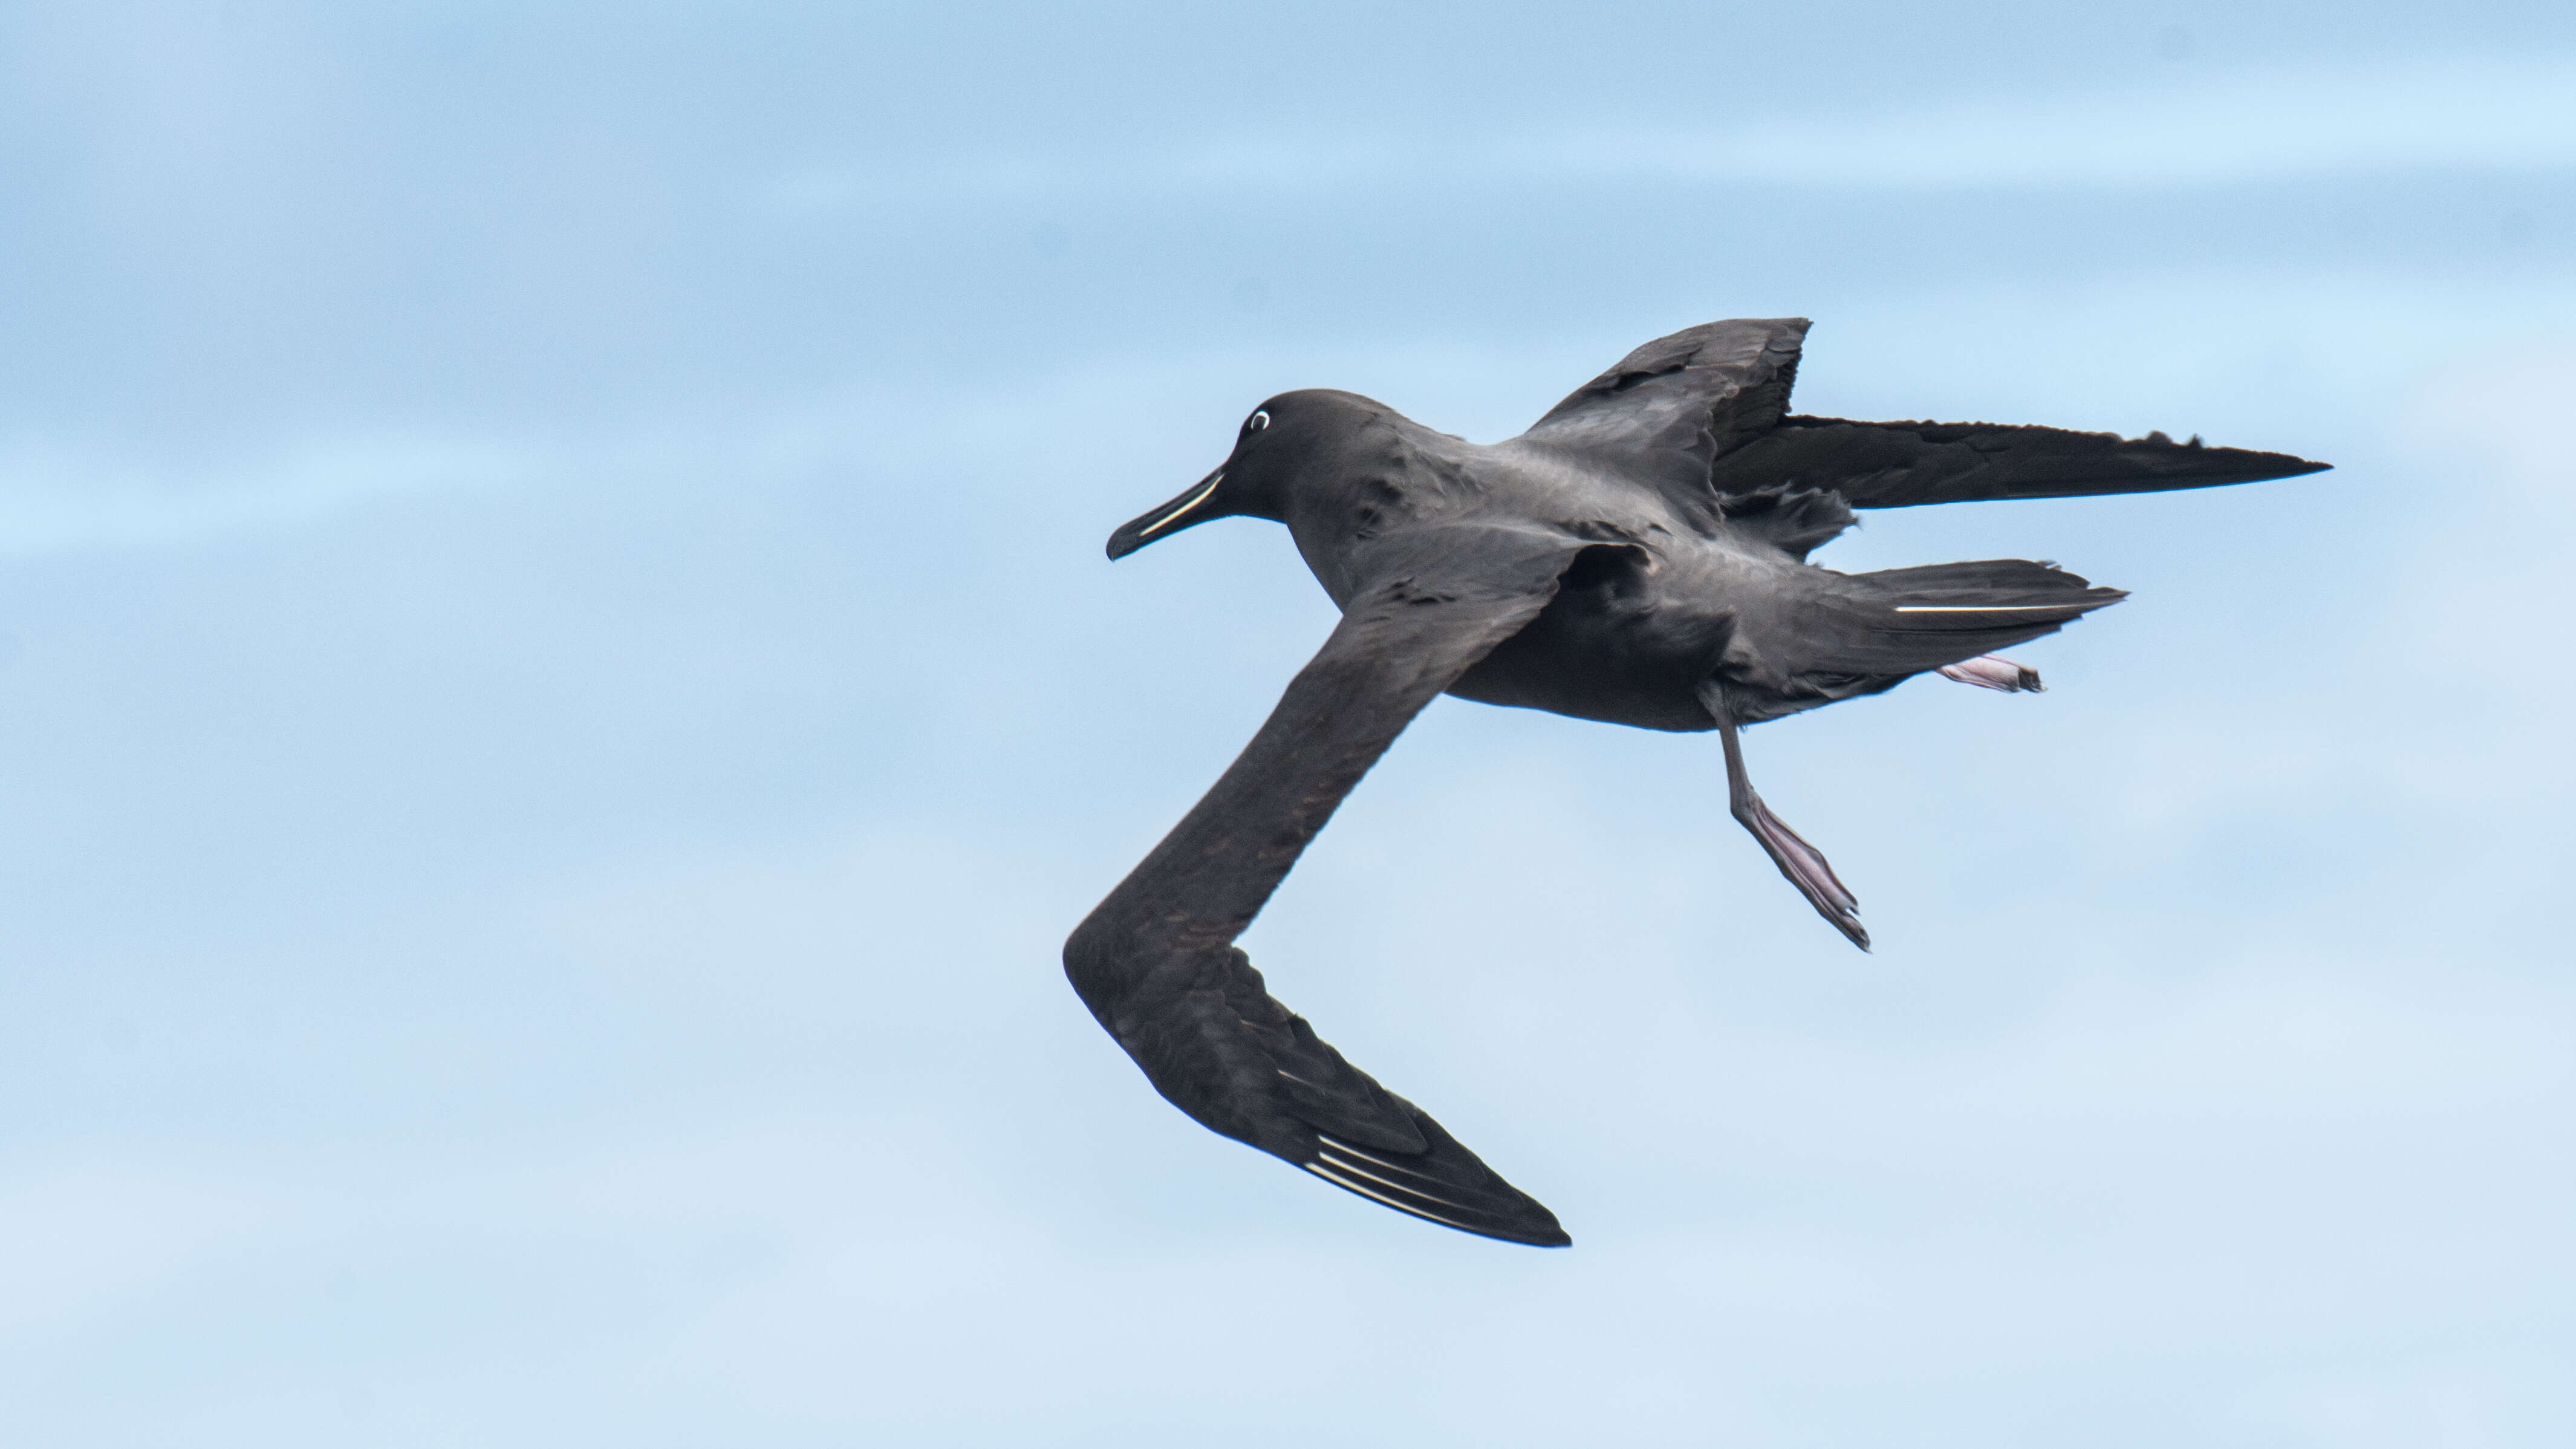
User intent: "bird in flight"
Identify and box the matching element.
[1064,318,2326,1247]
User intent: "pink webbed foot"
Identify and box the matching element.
[1700,677,1873,951]
[1939,654,2044,692]
[1740,789,1869,951]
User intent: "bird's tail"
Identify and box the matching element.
[1793,559,2126,679]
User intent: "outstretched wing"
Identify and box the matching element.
[1707,415,2330,509]
[1518,318,1811,503]
[1521,319,2327,513]
[1065,528,1584,1246]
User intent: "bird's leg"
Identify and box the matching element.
[1938,654,2043,692]
[1699,680,1870,951]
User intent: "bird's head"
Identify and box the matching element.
[1105,389,1381,559]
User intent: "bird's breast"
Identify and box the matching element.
[1446,540,1751,732]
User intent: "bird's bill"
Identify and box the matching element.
[1107,467,1226,559]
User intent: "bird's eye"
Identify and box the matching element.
[1246,409,1270,432]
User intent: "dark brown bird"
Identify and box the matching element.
[1067,318,2327,1246]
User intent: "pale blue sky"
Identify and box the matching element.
[2,3,2572,1445]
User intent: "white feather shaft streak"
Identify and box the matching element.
[1316,1147,1477,1212]
[1301,1162,1480,1232]
[1318,1133,1440,1182]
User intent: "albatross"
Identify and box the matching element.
[1064,317,2326,1247]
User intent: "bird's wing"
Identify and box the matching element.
[1520,321,2327,514]
[1065,527,1586,1247]
[1708,415,2330,509]
[1517,317,1812,501]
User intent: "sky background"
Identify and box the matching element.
[2,2,2572,1444]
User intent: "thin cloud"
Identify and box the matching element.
[767,57,2576,213]
[0,434,536,556]
[1606,57,2576,188]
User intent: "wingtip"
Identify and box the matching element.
[1489,1217,1575,1249]
[1298,1124,1575,1248]
[1300,1158,1572,1248]
[2226,451,2333,483]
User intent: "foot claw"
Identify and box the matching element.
[1939,654,2043,692]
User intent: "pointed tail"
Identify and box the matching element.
[1796,559,2126,678]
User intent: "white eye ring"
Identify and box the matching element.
[1246,409,1270,432]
